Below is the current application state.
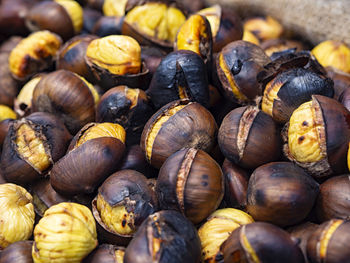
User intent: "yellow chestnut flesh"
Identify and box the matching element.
[115,249,125,262]
[86,35,141,75]
[0,183,35,249]
[319,219,343,259]
[32,202,98,263]
[244,16,283,41]
[288,101,324,163]
[124,87,140,109]
[312,40,350,74]
[16,124,51,172]
[55,0,83,33]
[348,143,350,171]
[96,194,135,235]
[16,76,42,110]
[240,226,261,263]
[261,79,283,117]
[242,29,260,45]
[125,3,186,43]
[0,105,16,121]
[197,5,221,38]
[103,0,128,17]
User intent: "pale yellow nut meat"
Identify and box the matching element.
[197,5,221,38]
[103,0,128,16]
[0,105,16,121]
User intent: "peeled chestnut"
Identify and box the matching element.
[96,86,154,146]
[26,0,83,41]
[102,0,128,16]
[198,208,254,262]
[218,106,281,170]
[147,50,209,109]
[92,16,124,37]
[315,175,350,222]
[83,244,125,263]
[32,69,99,134]
[242,29,260,45]
[247,162,319,227]
[157,148,223,224]
[0,240,33,263]
[307,219,350,263]
[140,99,217,169]
[92,170,157,245]
[220,222,304,263]
[244,15,284,41]
[50,122,125,196]
[1,112,72,185]
[216,40,271,105]
[124,210,201,263]
[283,95,350,177]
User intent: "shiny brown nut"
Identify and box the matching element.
[216,40,271,105]
[83,244,125,263]
[220,222,304,263]
[0,240,33,263]
[50,122,126,196]
[1,112,72,186]
[339,86,350,111]
[96,86,154,146]
[32,70,99,135]
[140,46,166,76]
[26,0,83,41]
[315,175,350,222]
[147,50,210,109]
[218,106,281,169]
[222,159,249,209]
[247,162,319,227]
[140,99,217,169]
[283,95,350,177]
[92,170,157,245]
[197,5,243,53]
[0,119,13,150]
[326,67,350,100]
[244,15,283,42]
[83,7,103,34]
[92,16,124,37]
[261,38,305,57]
[307,219,350,263]
[124,210,201,263]
[157,148,223,224]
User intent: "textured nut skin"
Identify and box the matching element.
[83,244,125,263]
[0,240,33,263]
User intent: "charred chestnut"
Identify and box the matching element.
[124,210,201,263]
[157,148,223,224]
[218,106,281,170]
[0,240,33,263]
[244,15,284,42]
[83,244,125,263]
[147,50,209,109]
[261,39,305,57]
[326,67,350,100]
[140,46,166,76]
[140,99,217,169]
[92,16,124,37]
[247,162,319,227]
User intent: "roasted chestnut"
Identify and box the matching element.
[8,31,62,81]
[220,222,304,263]
[157,148,223,224]
[147,50,209,109]
[261,39,305,57]
[244,15,284,41]
[32,202,98,262]
[326,67,350,100]
[83,7,103,34]
[32,69,99,134]
[216,40,271,105]
[1,112,72,185]
[339,85,350,111]
[83,244,125,263]
[26,0,83,41]
[307,219,350,263]
[50,122,125,196]
[96,85,154,146]
[218,106,281,170]
[247,162,319,227]
[242,29,260,45]
[92,16,124,37]
[140,99,217,169]
[283,95,350,177]
[0,105,16,121]
[0,240,33,263]
[198,208,254,262]
[102,0,128,16]
[140,46,166,76]
[92,170,157,245]
[123,210,201,263]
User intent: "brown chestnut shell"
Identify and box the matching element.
[83,244,125,263]
[0,240,33,263]
[92,16,124,37]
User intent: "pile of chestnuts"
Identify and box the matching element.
[0,0,350,262]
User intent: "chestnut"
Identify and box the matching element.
[147,50,209,109]
[326,67,350,99]
[140,46,166,76]
[216,40,271,105]
[1,112,72,186]
[50,122,126,196]
[283,95,350,177]
[219,222,304,263]
[83,7,103,34]
[92,16,124,37]
[140,99,217,169]
[92,170,157,245]
[0,240,33,263]
[261,38,305,57]
[218,106,281,170]
[124,210,201,263]
[0,119,13,150]
[242,29,260,45]
[247,162,319,227]
[307,219,350,263]
[157,148,223,224]
[102,0,127,16]
[32,69,99,135]
[96,86,154,146]
[176,0,204,13]
[244,15,284,42]
[26,0,83,41]
[83,244,125,263]
[339,86,350,111]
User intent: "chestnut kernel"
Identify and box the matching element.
[244,15,284,42]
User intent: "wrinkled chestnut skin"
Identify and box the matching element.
[247,162,319,227]
[56,35,98,83]
[124,210,201,263]
[315,175,350,222]
[218,106,281,170]
[1,112,72,186]
[83,244,125,263]
[307,219,350,263]
[96,86,154,146]
[222,159,249,209]
[147,50,209,109]
[82,7,103,34]
[0,240,33,263]
[141,46,167,76]
[220,222,305,263]
[92,16,124,37]
[157,148,224,224]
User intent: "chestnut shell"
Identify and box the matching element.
[0,240,33,263]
